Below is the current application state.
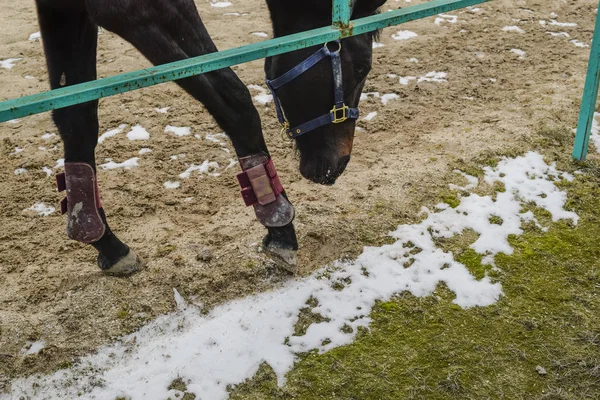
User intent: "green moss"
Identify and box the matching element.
[116,307,129,320]
[455,248,490,280]
[229,177,600,400]
[168,377,187,392]
[440,193,460,208]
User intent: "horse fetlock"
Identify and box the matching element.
[237,153,295,228]
[57,162,105,244]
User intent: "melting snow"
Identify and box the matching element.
[401,72,448,85]
[100,158,139,170]
[139,148,153,155]
[210,1,232,7]
[41,133,56,141]
[548,20,577,27]
[510,49,526,59]
[434,14,458,25]
[24,203,55,217]
[165,125,191,137]
[42,167,53,177]
[164,181,181,189]
[179,161,220,179]
[14,168,27,175]
[251,32,268,38]
[4,152,579,400]
[547,31,570,38]
[380,93,400,105]
[22,340,46,356]
[248,85,273,105]
[571,40,589,48]
[392,30,418,40]
[127,125,150,141]
[502,26,525,33]
[155,107,170,114]
[372,42,385,49]
[98,124,127,144]
[363,112,377,121]
[0,58,22,69]
[28,32,41,41]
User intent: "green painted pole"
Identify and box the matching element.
[573,0,600,161]
[0,0,489,123]
[333,0,353,28]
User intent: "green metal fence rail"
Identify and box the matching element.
[572,0,600,161]
[0,0,489,123]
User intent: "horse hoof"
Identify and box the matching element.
[98,249,145,277]
[263,243,298,274]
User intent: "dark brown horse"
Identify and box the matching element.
[35,0,385,275]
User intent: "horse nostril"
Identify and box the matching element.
[337,155,351,172]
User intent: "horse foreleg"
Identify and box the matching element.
[87,0,299,269]
[35,1,143,276]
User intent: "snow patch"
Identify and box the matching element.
[571,40,589,48]
[363,112,377,121]
[179,161,220,179]
[392,30,418,40]
[164,181,181,189]
[127,125,150,141]
[502,26,525,33]
[22,340,46,356]
[25,203,55,217]
[100,158,139,170]
[380,93,399,105]
[28,32,41,41]
[210,1,232,7]
[98,124,127,143]
[510,49,526,59]
[248,85,273,105]
[165,125,191,137]
[434,14,457,25]
[0,58,22,70]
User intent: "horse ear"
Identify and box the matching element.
[353,0,387,16]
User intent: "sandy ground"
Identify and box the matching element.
[0,0,597,387]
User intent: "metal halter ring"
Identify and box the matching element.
[324,41,342,53]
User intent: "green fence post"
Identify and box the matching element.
[332,0,352,28]
[572,1,600,161]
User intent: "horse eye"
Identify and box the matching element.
[354,64,371,78]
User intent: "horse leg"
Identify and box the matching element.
[35,1,143,275]
[87,0,299,267]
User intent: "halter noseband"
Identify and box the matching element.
[266,40,360,140]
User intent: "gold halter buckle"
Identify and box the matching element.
[331,104,349,124]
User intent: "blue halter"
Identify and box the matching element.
[266,41,360,140]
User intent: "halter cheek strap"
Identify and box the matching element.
[266,41,360,140]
